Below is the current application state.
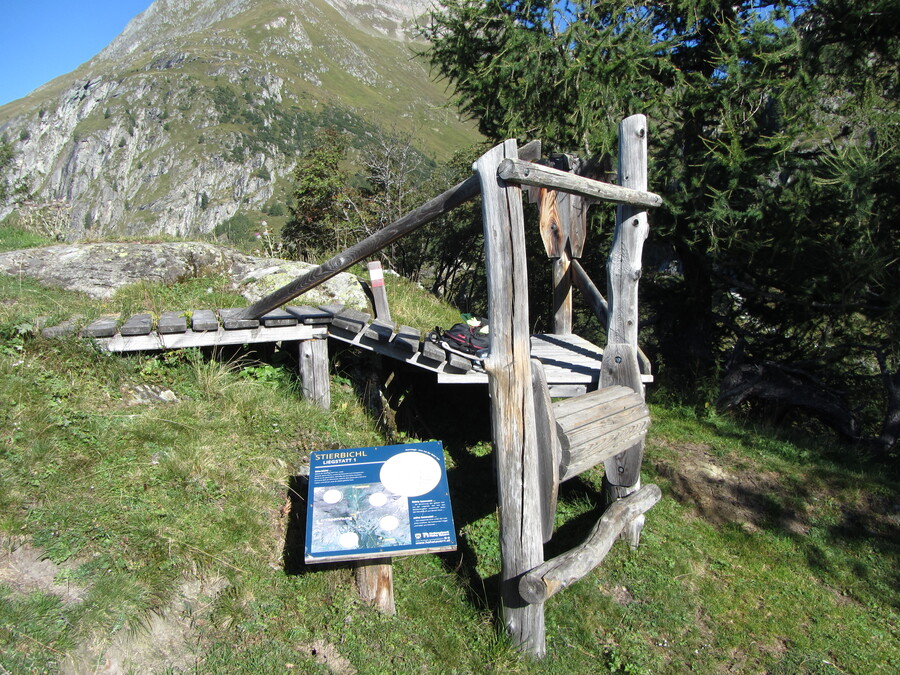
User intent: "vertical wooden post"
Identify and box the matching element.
[475,140,546,657]
[355,557,395,614]
[601,114,651,548]
[299,336,330,409]
[367,260,391,322]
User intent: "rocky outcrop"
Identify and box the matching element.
[0,241,367,308]
[0,0,473,240]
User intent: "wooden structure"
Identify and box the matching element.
[54,115,662,658]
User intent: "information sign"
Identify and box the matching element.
[305,441,457,563]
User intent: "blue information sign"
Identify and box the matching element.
[305,441,457,563]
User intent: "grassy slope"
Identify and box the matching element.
[0,232,897,673]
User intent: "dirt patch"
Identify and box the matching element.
[297,639,358,675]
[652,441,810,535]
[61,574,228,675]
[0,537,86,605]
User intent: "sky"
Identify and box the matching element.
[0,1,154,107]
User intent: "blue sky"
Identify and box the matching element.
[0,1,153,107]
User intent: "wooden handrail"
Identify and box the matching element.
[497,158,663,209]
[239,141,543,319]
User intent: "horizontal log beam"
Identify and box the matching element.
[497,158,663,209]
[518,484,662,604]
[241,141,543,320]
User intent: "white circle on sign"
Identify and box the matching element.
[379,515,400,531]
[368,492,387,507]
[338,532,359,549]
[322,489,342,504]
[379,451,441,497]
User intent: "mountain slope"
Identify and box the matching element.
[0,0,476,239]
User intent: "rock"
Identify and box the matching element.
[0,241,368,309]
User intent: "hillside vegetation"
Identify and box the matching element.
[0,228,896,673]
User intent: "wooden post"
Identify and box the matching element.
[298,336,330,409]
[367,260,391,321]
[601,115,651,548]
[355,557,395,614]
[475,140,546,657]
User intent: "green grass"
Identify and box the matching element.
[0,266,897,673]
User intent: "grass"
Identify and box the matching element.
[0,258,897,672]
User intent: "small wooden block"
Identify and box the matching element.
[120,313,153,336]
[219,308,259,330]
[331,308,371,335]
[260,309,298,327]
[191,309,219,332]
[317,303,345,318]
[391,325,421,355]
[42,314,84,338]
[420,339,447,365]
[83,315,119,338]
[363,319,395,343]
[158,311,188,334]
[288,305,334,325]
[445,352,473,373]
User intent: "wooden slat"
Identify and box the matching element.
[532,359,560,543]
[260,309,298,327]
[158,311,188,334]
[83,315,118,338]
[553,385,641,428]
[120,313,153,336]
[219,308,259,330]
[191,309,219,332]
[391,325,421,355]
[287,305,333,324]
[363,319,395,344]
[99,324,327,353]
[330,307,371,335]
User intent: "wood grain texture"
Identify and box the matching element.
[497,158,663,208]
[476,139,546,658]
[518,484,661,604]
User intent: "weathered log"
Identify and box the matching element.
[298,337,330,409]
[601,114,653,548]
[570,259,609,330]
[531,359,560,543]
[518,484,661,604]
[497,158,663,209]
[477,140,546,658]
[355,558,395,615]
[240,141,543,320]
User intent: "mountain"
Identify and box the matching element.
[0,0,477,239]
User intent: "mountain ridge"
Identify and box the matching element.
[0,0,476,240]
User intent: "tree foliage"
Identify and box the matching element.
[425,0,899,454]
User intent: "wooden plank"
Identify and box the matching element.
[158,311,188,334]
[367,261,391,321]
[120,313,153,337]
[559,417,650,483]
[476,139,546,657]
[100,324,326,353]
[331,307,371,335]
[391,325,421,355]
[497,158,663,209]
[191,309,219,332]
[363,318,395,344]
[518,484,661,604]
[238,140,543,320]
[219,308,260,330]
[553,386,642,429]
[420,338,447,365]
[444,352,472,373]
[298,336,330,409]
[82,315,119,338]
[532,359,560,543]
[286,305,333,324]
[42,314,84,338]
[260,309,298,327]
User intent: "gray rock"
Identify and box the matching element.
[0,241,367,310]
